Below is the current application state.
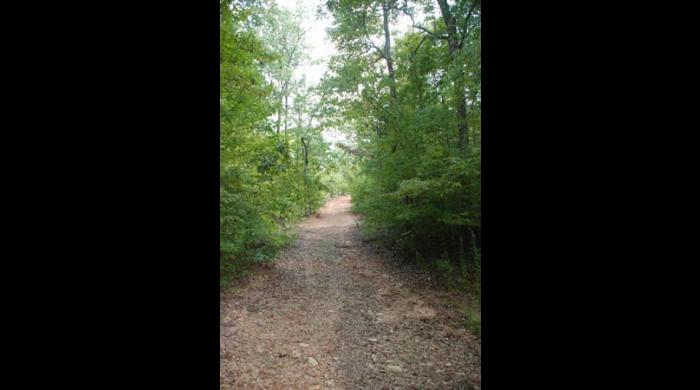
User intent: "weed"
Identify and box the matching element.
[464,306,481,337]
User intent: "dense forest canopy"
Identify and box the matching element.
[220,0,480,297]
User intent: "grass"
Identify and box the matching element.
[432,256,481,337]
[464,304,481,337]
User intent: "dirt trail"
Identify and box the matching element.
[220,196,481,389]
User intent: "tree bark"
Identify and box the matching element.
[284,94,289,132]
[301,136,310,215]
[276,105,281,134]
[381,1,397,100]
[437,0,469,154]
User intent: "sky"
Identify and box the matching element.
[275,0,335,86]
[273,0,339,143]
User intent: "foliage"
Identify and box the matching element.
[464,304,481,337]
[322,0,481,301]
[220,0,481,312]
[220,0,340,286]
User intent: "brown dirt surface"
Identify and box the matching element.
[220,196,481,389]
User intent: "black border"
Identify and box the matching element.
[7,0,678,388]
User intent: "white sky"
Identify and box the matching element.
[274,0,418,145]
[275,0,335,86]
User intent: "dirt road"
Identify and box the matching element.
[220,196,481,389]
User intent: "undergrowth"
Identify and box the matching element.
[358,223,481,337]
[219,228,297,289]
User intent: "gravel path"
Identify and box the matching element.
[220,196,481,389]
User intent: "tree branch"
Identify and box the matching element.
[410,34,430,60]
[414,24,449,40]
[402,4,448,40]
[361,10,386,59]
[335,142,361,156]
[458,1,478,49]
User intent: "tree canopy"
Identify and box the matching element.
[220,0,481,296]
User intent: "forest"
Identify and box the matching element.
[220,0,481,387]
[220,0,480,300]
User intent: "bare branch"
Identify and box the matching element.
[414,24,449,40]
[335,142,361,156]
[370,55,384,66]
[400,1,450,41]
[403,2,416,25]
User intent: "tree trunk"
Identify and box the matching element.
[381,1,397,100]
[301,137,310,215]
[301,138,309,176]
[284,94,289,132]
[437,0,469,154]
[276,105,281,134]
[457,97,468,154]
[277,80,289,134]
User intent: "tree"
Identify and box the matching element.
[259,4,308,134]
[321,0,481,293]
[219,0,334,286]
[404,0,480,153]
[325,0,400,102]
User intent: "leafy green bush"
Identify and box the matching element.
[219,1,338,287]
[322,0,481,298]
